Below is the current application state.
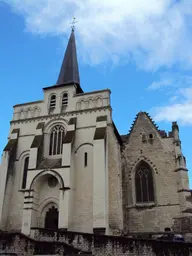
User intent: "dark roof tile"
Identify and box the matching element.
[97,116,107,122]
[94,127,106,140]
[4,139,17,152]
[31,135,43,148]
[63,130,75,144]
[36,122,45,130]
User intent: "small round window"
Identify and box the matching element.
[48,176,58,188]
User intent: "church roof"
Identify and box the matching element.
[57,29,80,86]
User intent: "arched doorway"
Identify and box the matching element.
[45,206,58,229]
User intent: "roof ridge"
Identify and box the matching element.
[126,111,162,141]
[144,112,160,133]
[127,112,140,137]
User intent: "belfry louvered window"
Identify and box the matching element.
[135,161,154,203]
[61,93,68,112]
[49,125,65,155]
[22,157,29,189]
[49,95,56,114]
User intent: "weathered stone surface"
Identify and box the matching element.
[121,112,188,233]
[3,229,192,256]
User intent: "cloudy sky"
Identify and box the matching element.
[0,0,192,185]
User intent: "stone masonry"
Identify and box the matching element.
[1,229,192,256]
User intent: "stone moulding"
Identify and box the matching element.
[10,106,111,125]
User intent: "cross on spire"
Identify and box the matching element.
[70,17,78,31]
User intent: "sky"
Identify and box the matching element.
[0,0,192,186]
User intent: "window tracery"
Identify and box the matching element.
[135,161,154,203]
[49,125,65,155]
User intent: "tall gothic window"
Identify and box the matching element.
[135,161,154,203]
[49,125,65,155]
[61,93,68,112]
[22,157,29,189]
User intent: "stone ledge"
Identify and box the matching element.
[126,202,156,209]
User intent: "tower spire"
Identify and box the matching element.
[56,24,81,90]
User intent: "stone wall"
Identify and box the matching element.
[0,231,85,256]
[173,215,192,233]
[31,228,192,256]
[122,112,181,233]
[107,125,123,234]
[1,229,192,255]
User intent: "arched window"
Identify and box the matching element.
[22,157,29,189]
[49,95,56,114]
[61,93,68,112]
[49,125,65,155]
[135,161,154,203]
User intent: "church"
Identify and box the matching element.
[0,28,192,238]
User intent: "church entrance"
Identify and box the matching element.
[45,206,58,229]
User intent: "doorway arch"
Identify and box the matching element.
[45,205,59,229]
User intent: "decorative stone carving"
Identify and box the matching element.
[76,95,104,111]
[18,106,41,120]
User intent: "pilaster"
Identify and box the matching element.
[21,190,38,236]
[29,123,44,169]
[59,189,70,229]
[62,118,76,167]
[0,152,10,229]
[93,116,108,234]
[60,118,76,230]
[0,129,19,229]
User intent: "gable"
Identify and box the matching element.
[126,112,162,145]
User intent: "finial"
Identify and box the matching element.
[70,17,78,31]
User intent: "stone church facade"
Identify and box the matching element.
[0,29,192,239]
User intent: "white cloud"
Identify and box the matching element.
[149,73,192,124]
[148,72,192,90]
[148,78,173,90]
[153,86,192,124]
[4,0,192,68]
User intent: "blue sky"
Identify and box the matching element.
[0,1,192,186]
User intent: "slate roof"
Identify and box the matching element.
[4,139,17,152]
[57,29,80,86]
[31,135,43,148]
[43,29,83,93]
[94,127,106,140]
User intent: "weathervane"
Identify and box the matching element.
[70,17,78,31]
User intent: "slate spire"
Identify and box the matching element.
[57,28,80,86]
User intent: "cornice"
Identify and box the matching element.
[74,89,111,97]
[10,106,111,125]
[13,100,43,108]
